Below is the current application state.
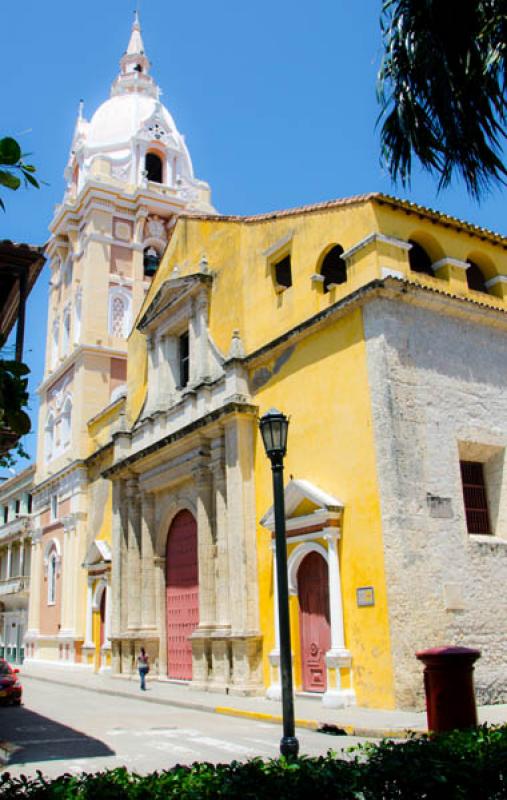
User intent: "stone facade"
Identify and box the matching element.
[364,294,507,707]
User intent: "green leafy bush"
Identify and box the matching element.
[1,725,506,799]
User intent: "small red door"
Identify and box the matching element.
[166,510,199,680]
[298,552,331,692]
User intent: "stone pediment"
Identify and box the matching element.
[83,539,112,567]
[137,271,212,333]
[260,478,343,533]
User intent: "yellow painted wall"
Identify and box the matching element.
[121,195,507,707]
[252,311,395,708]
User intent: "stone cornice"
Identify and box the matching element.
[38,344,127,395]
[103,400,257,479]
[245,277,507,368]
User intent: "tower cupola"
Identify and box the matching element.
[111,11,157,99]
[62,12,213,214]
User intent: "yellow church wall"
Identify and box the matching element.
[372,201,507,304]
[252,310,396,709]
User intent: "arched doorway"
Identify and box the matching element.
[166,510,199,680]
[298,551,331,692]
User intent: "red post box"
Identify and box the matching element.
[416,645,481,733]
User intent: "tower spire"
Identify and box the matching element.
[126,10,145,55]
[111,12,157,98]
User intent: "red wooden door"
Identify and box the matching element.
[166,510,199,680]
[298,552,331,692]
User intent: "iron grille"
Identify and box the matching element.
[460,461,491,534]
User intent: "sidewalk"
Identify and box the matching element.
[17,661,507,739]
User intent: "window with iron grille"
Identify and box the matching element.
[460,460,491,534]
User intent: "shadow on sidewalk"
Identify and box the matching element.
[1,705,114,765]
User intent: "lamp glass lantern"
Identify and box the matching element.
[259,408,289,461]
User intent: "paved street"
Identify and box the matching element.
[0,680,366,778]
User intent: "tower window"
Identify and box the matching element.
[320,245,347,292]
[143,247,160,277]
[460,460,491,534]
[179,331,190,388]
[466,260,488,294]
[408,241,434,276]
[145,152,163,183]
[274,255,292,290]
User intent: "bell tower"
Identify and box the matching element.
[26,14,213,666]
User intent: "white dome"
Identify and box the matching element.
[87,93,177,150]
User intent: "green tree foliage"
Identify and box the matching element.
[0,135,39,466]
[0,336,31,469]
[0,136,39,210]
[378,0,507,199]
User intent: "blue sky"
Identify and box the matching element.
[3,0,507,469]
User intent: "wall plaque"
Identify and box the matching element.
[356,586,375,607]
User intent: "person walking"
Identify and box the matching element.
[137,647,149,690]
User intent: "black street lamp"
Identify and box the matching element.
[259,408,299,758]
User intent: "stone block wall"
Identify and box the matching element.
[364,298,507,708]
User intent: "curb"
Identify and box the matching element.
[21,673,422,740]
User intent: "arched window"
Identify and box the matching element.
[48,551,57,604]
[45,414,55,462]
[320,245,347,292]
[145,152,163,183]
[109,288,132,338]
[408,240,434,276]
[61,397,72,448]
[466,260,489,294]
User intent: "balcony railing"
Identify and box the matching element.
[0,515,31,543]
[0,575,30,596]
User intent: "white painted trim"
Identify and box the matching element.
[381,267,404,280]
[287,542,328,595]
[341,232,411,262]
[485,275,507,287]
[262,230,295,258]
[433,257,470,271]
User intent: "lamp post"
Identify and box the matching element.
[259,408,299,758]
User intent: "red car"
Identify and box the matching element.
[0,660,22,706]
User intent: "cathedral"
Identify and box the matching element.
[23,15,507,709]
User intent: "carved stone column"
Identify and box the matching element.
[26,528,42,644]
[126,477,141,631]
[193,461,216,630]
[195,290,210,383]
[141,490,156,630]
[60,514,77,635]
[208,434,231,691]
[323,528,355,708]
[154,555,167,676]
[224,414,263,695]
[111,479,124,673]
[191,458,216,690]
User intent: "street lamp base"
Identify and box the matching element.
[280,736,299,757]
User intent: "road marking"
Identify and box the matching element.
[189,736,255,755]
